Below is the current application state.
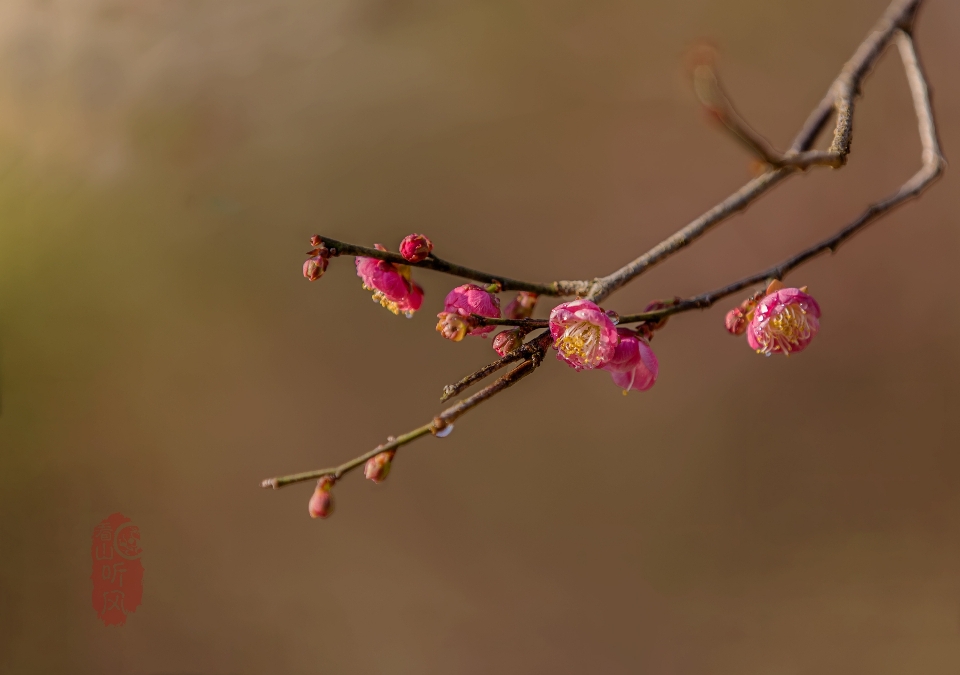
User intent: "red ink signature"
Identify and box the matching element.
[91,513,143,626]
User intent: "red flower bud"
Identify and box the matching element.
[303,255,329,281]
[364,450,395,483]
[724,292,762,336]
[504,292,538,320]
[308,476,335,519]
[399,234,433,263]
[724,307,748,335]
[492,330,523,356]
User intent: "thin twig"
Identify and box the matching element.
[262,347,547,489]
[587,0,924,304]
[618,29,944,326]
[694,65,843,169]
[440,331,551,402]
[472,316,550,329]
[316,236,588,296]
[265,0,941,504]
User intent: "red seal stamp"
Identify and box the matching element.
[90,513,144,626]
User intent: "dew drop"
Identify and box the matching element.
[404,311,414,319]
[435,424,454,438]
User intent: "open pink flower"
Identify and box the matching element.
[399,234,433,263]
[747,287,821,355]
[549,299,618,370]
[440,284,501,337]
[355,245,424,317]
[603,328,659,393]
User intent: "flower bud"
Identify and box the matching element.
[399,233,433,263]
[308,476,335,519]
[364,450,395,483]
[504,292,538,320]
[436,312,470,342]
[492,329,523,356]
[723,293,762,336]
[724,307,748,335]
[303,255,329,281]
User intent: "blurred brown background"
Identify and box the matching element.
[1,0,958,673]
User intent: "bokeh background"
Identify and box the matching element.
[1,0,958,673]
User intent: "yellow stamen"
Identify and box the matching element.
[556,321,603,366]
[755,304,813,354]
[364,283,405,316]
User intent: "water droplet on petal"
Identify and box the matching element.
[435,424,454,438]
[404,311,414,319]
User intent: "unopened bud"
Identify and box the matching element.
[436,312,470,342]
[724,307,748,335]
[724,292,762,336]
[308,476,335,519]
[303,255,329,281]
[364,450,395,484]
[492,329,523,356]
[504,292,538,320]
[399,233,433,263]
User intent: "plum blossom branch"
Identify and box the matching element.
[314,235,588,296]
[263,0,944,518]
[617,29,944,327]
[585,0,925,305]
[261,341,548,490]
[440,331,552,402]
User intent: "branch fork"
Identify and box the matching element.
[263,0,944,516]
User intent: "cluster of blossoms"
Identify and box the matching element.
[724,280,821,356]
[301,235,822,518]
[548,299,660,393]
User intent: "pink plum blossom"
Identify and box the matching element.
[440,284,501,337]
[399,234,433,263]
[364,450,395,483]
[308,476,335,519]
[603,328,659,393]
[549,299,619,370]
[504,292,538,320]
[746,287,821,355]
[355,245,424,317]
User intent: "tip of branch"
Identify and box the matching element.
[260,478,280,489]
